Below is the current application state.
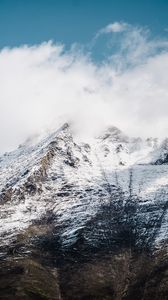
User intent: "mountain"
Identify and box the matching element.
[0,123,168,300]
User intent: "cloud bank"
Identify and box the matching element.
[1,22,168,152]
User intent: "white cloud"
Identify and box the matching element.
[1,23,168,153]
[99,22,128,34]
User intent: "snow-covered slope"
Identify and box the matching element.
[0,123,168,252]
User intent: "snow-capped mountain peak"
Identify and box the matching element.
[0,123,168,251]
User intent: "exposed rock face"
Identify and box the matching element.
[0,124,168,299]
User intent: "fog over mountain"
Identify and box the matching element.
[1,22,168,153]
[1,19,168,300]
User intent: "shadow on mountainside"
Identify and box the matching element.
[0,176,168,300]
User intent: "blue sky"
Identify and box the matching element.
[0,0,168,49]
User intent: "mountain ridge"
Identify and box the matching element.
[0,123,168,299]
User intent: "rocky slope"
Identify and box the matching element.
[0,123,168,299]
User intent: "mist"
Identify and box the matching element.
[1,22,168,153]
